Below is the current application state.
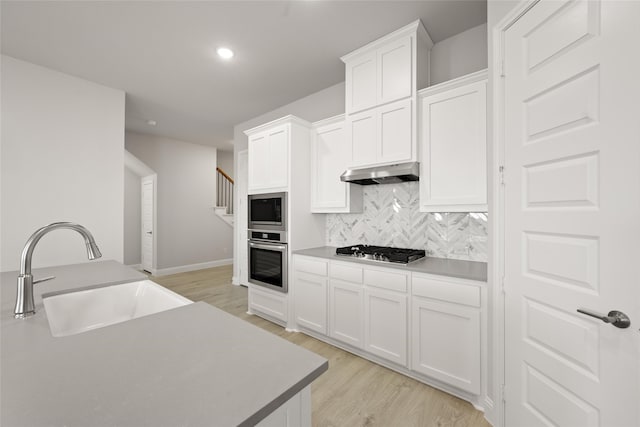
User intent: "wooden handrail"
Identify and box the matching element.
[216,167,234,185]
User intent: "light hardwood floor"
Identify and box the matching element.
[152,265,490,427]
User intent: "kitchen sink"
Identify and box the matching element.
[43,280,192,337]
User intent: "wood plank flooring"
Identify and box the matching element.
[152,265,490,427]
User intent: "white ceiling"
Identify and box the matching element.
[1,1,487,150]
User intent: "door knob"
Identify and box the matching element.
[146,231,152,235]
[577,308,631,329]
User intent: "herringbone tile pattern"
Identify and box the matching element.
[326,182,488,262]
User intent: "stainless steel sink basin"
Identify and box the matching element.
[43,280,192,337]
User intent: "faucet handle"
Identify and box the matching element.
[33,276,55,285]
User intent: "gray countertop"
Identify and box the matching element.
[293,246,487,282]
[1,261,327,426]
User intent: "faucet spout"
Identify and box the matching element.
[14,222,102,318]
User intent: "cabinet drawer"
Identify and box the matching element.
[412,275,480,307]
[329,262,363,284]
[250,286,287,322]
[295,256,327,276]
[364,268,408,293]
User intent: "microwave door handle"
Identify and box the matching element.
[249,242,287,251]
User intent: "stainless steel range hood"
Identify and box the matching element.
[340,162,420,185]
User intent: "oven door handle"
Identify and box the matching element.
[248,241,287,251]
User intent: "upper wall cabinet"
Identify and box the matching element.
[245,116,311,195]
[310,115,363,213]
[418,70,488,212]
[341,20,433,169]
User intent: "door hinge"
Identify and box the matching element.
[501,384,507,403]
[499,166,505,185]
[500,59,506,77]
[501,276,506,295]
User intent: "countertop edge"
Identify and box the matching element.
[240,360,329,427]
[292,246,488,283]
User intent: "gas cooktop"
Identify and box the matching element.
[335,245,426,264]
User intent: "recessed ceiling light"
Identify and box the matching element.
[146,120,157,126]
[217,47,234,60]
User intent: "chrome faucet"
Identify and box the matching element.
[14,222,102,318]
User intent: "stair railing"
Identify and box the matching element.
[216,167,234,214]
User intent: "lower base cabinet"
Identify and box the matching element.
[292,255,483,398]
[294,272,327,334]
[328,279,363,348]
[364,288,407,366]
[249,285,288,324]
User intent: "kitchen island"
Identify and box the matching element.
[1,261,327,426]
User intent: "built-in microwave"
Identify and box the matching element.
[248,192,287,232]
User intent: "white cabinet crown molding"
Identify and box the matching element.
[417,69,488,99]
[340,19,433,64]
[244,114,312,136]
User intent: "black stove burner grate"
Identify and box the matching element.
[336,244,426,264]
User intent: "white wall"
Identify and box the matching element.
[125,131,232,271]
[430,23,488,85]
[0,55,125,272]
[123,167,142,265]
[217,150,234,179]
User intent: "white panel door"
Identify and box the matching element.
[379,98,412,164]
[141,178,154,273]
[364,288,407,366]
[348,109,378,168]
[411,297,480,394]
[419,77,487,212]
[378,36,412,105]
[311,119,349,210]
[294,272,328,334]
[328,279,363,348]
[267,126,288,190]
[248,133,269,192]
[346,50,377,114]
[503,1,640,426]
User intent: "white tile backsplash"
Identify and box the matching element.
[326,182,488,262]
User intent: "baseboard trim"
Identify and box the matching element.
[153,258,233,276]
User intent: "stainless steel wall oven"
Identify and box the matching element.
[248,193,288,293]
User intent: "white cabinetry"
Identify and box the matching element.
[328,261,364,348]
[363,267,409,366]
[246,116,311,195]
[310,116,362,213]
[293,256,328,334]
[411,273,481,394]
[418,70,488,212]
[328,279,364,348]
[292,255,484,399]
[249,285,288,324]
[341,20,433,169]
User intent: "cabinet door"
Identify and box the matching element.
[328,280,363,348]
[419,79,487,212]
[411,297,480,394]
[248,132,270,192]
[378,36,413,105]
[267,125,289,190]
[379,98,413,163]
[345,50,377,114]
[364,288,407,366]
[311,120,349,210]
[294,272,327,334]
[348,109,378,168]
